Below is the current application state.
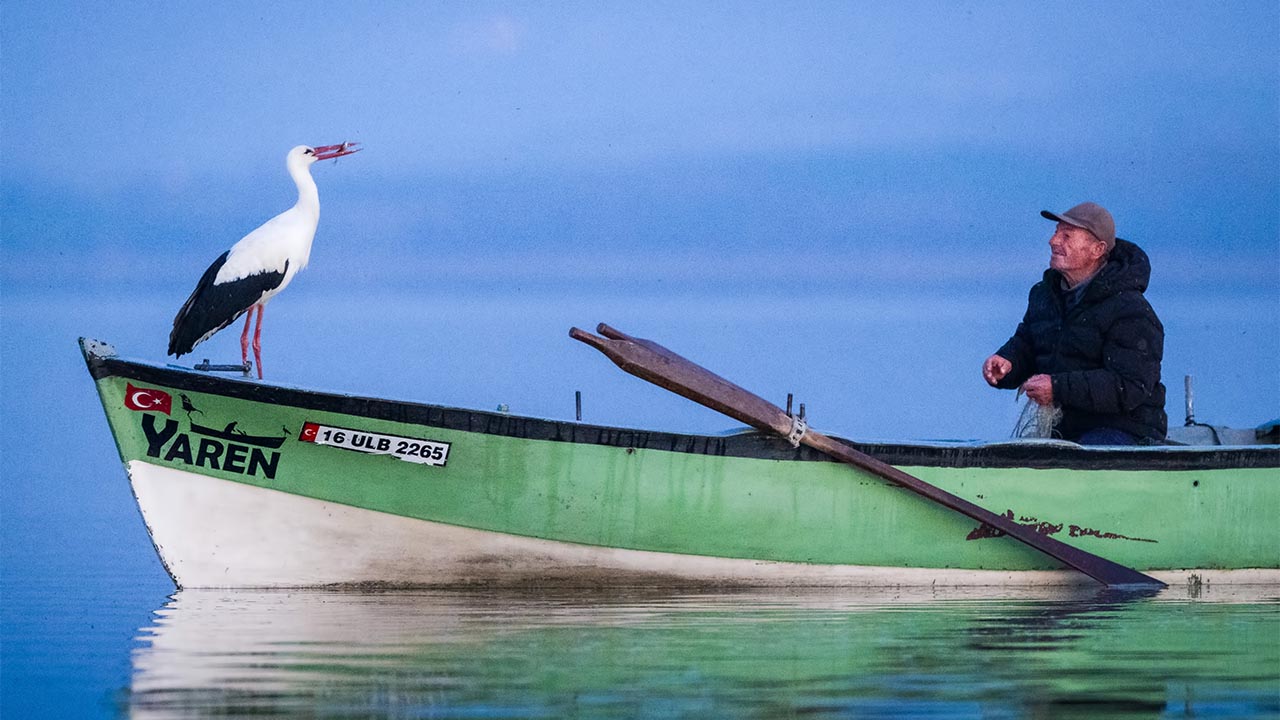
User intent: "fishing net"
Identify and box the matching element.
[1011,392,1062,439]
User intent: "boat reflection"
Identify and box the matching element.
[126,585,1279,718]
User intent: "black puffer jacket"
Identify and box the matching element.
[995,238,1167,442]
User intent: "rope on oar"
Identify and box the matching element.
[787,416,808,447]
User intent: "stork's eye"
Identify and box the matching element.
[304,148,313,155]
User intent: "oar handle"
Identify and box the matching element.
[571,325,795,438]
[569,327,609,352]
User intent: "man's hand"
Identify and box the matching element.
[1022,374,1054,405]
[982,354,1012,386]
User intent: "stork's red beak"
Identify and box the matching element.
[312,142,361,161]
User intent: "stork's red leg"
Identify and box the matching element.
[239,307,256,366]
[252,305,265,379]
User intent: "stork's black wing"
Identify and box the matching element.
[168,251,288,357]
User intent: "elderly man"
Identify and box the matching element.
[983,202,1167,445]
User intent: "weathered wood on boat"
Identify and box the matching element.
[571,323,1166,588]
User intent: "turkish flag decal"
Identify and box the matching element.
[125,383,172,415]
[299,422,320,442]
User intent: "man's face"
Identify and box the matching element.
[1049,222,1107,276]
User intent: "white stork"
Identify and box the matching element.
[168,142,360,378]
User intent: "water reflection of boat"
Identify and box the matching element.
[81,338,1280,588]
[125,587,1280,718]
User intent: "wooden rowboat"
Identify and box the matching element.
[81,337,1279,589]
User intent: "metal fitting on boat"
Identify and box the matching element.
[787,416,808,448]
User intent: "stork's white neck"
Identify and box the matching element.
[289,159,320,219]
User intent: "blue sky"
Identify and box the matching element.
[3,1,1277,439]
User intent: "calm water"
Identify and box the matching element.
[6,582,1279,718]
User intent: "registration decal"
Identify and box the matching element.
[299,422,450,467]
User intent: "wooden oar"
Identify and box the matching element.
[570,323,1165,589]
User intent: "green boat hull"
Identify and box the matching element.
[81,339,1280,588]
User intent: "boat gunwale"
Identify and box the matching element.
[84,345,1280,472]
